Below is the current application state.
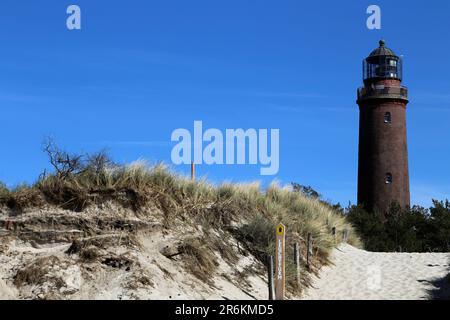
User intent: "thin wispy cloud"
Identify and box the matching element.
[0,92,56,104]
[412,105,450,112]
[412,92,450,110]
[246,91,325,99]
[411,183,450,207]
[414,92,450,101]
[262,103,353,112]
[100,141,172,147]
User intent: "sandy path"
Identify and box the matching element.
[303,244,450,300]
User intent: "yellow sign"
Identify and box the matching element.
[276,223,285,236]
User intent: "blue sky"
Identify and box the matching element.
[0,1,449,207]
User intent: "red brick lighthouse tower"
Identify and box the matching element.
[357,40,410,214]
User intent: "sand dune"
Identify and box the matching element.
[0,228,268,300]
[303,244,450,300]
[2,219,449,300]
[0,279,16,299]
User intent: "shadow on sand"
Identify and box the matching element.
[425,257,450,300]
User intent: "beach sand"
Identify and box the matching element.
[303,244,450,300]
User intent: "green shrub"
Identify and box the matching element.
[347,200,450,252]
[0,182,8,198]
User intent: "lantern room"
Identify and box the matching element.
[363,40,403,84]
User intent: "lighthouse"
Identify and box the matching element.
[357,40,410,214]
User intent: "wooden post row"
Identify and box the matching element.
[331,226,336,244]
[307,233,313,270]
[294,242,301,288]
[267,256,274,300]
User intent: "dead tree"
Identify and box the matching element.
[43,137,84,179]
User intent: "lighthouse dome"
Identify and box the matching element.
[368,40,397,57]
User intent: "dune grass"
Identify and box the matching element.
[0,182,8,199]
[0,161,361,295]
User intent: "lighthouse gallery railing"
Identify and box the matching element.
[357,86,408,101]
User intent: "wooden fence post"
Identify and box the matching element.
[268,255,274,300]
[294,242,301,288]
[331,227,336,244]
[307,233,313,270]
[191,161,195,181]
[275,223,286,300]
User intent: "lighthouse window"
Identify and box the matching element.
[384,112,392,124]
[385,173,393,184]
[389,60,397,67]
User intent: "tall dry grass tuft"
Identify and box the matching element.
[178,237,219,284]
